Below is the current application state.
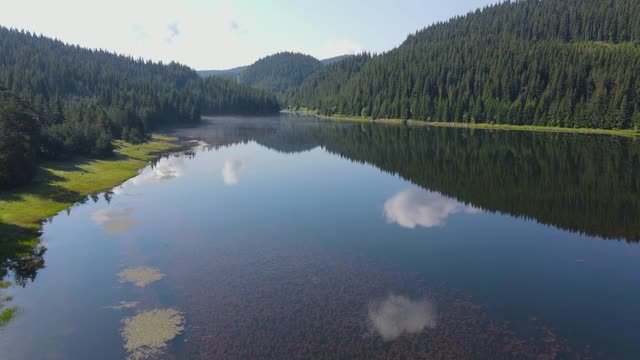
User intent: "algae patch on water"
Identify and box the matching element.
[118,267,165,287]
[121,308,184,359]
[106,301,140,310]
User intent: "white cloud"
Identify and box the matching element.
[0,0,262,69]
[0,0,373,69]
[384,189,480,229]
[222,160,243,185]
[368,294,437,341]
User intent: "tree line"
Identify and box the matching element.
[0,26,280,189]
[283,0,640,130]
[217,116,638,241]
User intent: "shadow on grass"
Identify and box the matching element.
[0,166,84,204]
[43,160,90,173]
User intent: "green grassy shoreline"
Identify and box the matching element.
[285,109,640,138]
[0,134,181,235]
[0,135,182,325]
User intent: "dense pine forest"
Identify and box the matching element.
[283,0,640,130]
[0,26,279,189]
[238,52,323,93]
[0,87,38,189]
[197,66,247,81]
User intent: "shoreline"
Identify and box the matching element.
[284,109,640,138]
[0,134,183,252]
[0,134,183,325]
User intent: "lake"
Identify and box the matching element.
[1,114,640,359]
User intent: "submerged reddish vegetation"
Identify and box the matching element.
[165,240,598,359]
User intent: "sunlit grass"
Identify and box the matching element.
[0,135,181,242]
[0,136,180,327]
[286,109,640,138]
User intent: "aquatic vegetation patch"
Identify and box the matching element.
[118,267,165,287]
[0,280,17,326]
[0,306,18,326]
[121,308,184,359]
[106,301,139,310]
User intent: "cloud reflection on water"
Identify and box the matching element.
[112,155,186,196]
[133,156,186,185]
[222,160,243,185]
[368,294,437,341]
[91,208,137,234]
[384,189,480,229]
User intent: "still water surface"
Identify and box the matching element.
[2,115,640,359]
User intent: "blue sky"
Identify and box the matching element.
[0,0,497,70]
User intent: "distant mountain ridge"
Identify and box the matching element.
[197,66,247,81]
[320,55,351,65]
[198,53,351,93]
[238,52,322,93]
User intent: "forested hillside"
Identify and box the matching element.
[284,0,640,130]
[197,66,247,81]
[239,52,323,93]
[0,26,279,189]
[320,55,351,65]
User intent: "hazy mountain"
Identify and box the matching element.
[197,66,248,81]
[320,55,351,65]
[239,52,323,93]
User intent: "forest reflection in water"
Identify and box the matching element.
[176,115,640,242]
[1,114,639,359]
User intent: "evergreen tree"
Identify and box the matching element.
[0,87,39,189]
[282,0,640,130]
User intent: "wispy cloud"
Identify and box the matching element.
[368,294,437,340]
[165,22,180,43]
[131,24,150,45]
[384,189,480,229]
